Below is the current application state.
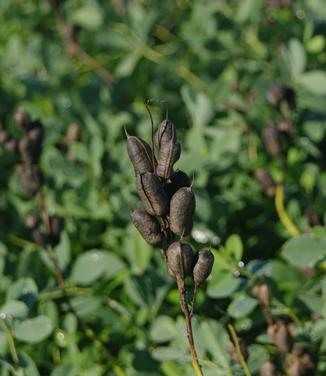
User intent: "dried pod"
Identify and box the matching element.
[164,170,191,199]
[166,242,194,279]
[32,229,46,247]
[0,130,9,145]
[14,109,30,131]
[227,337,248,363]
[156,141,181,179]
[25,213,40,230]
[131,208,163,246]
[259,361,279,376]
[267,319,292,353]
[136,172,168,216]
[18,136,42,164]
[285,355,304,376]
[251,283,271,307]
[255,169,276,197]
[193,250,214,286]
[262,123,281,157]
[305,207,321,227]
[49,216,63,246]
[64,123,80,145]
[126,132,155,174]
[154,119,176,149]
[4,138,18,153]
[28,122,43,144]
[16,164,42,196]
[169,186,195,236]
[266,85,295,109]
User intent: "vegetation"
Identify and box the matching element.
[0,1,325,375]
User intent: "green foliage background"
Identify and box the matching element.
[0,0,326,375]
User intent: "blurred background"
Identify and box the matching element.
[0,0,325,375]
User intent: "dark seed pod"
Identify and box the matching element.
[169,186,195,236]
[49,216,63,246]
[0,130,9,145]
[166,242,194,279]
[252,283,271,307]
[136,172,168,216]
[32,229,47,247]
[193,250,214,286]
[16,164,42,196]
[266,85,295,109]
[4,138,18,153]
[126,132,155,174]
[18,136,42,164]
[131,209,163,246]
[262,123,281,157]
[156,142,181,179]
[25,213,40,230]
[14,109,31,131]
[267,319,292,353]
[255,169,276,197]
[164,170,191,199]
[154,119,176,149]
[28,122,43,144]
[259,361,279,376]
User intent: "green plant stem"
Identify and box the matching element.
[227,324,251,376]
[176,276,203,376]
[0,318,19,368]
[275,185,300,237]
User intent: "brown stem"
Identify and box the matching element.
[176,276,203,376]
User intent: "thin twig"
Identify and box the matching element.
[228,324,251,376]
[176,276,203,376]
[0,318,19,370]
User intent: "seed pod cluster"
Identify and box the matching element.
[127,113,214,288]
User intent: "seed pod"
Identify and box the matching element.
[64,123,80,145]
[4,138,18,153]
[28,122,43,144]
[166,242,194,279]
[266,85,295,109]
[164,170,191,199]
[259,361,279,376]
[18,136,42,164]
[14,109,30,131]
[251,283,271,307]
[156,141,181,179]
[255,169,276,197]
[267,319,292,353]
[169,186,195,236]
[131,208,163,246]
[25,213,40,230]
[126,132,155,174]
[0,130,9,145]
[49,216,63,246]
[193,250,214,286]
[262,123,281,156]
[16,164,42,196]
[136,172,168,216]
[32,229,46,247]
[154,119,176,149]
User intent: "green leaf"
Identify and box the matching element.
[298,71,326,95]
[0,300,28,319]
[71,3,103,31]
[70,250,125,285]
[282,234,326,268]
[227,295,259,318]
[6,278,38,302]
[13,316,53,344]
[150,316,178,343]
[288,38,306,76]
[225,234,243,261]
[207,271,241,299]
[56,230,71,272]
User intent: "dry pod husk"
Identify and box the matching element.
[18,136,42,164]
[267,319,292,353]
[255,169,276,197]
[169,186,195,236]
[16,164,42,196]
[131,208,163,246]
[266,84,295,109]
[156,141,181,179]
[25,213,40,230]
[126,133,155,174]
[262,123,281,156]
[49,216,63,246]
[193,250,214,286]
[4,138,18,153]
[154,119,176,149]
[14,109,30,131]
[166,241,194,279]
[259,361,279,376]
[0,131,9,145]
[136,172,168,216]
[164,170,191,199]
[252,282,271,307]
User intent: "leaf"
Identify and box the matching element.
[227,295,259,318]
[150,316,178,343]
[281,234,326,268]
[56,230,71,272]
[13,316,53,344]
[0,300,28,319]
[72,4,103,30]
[288,38,306,76]
[70,250,126,285]
[298,71,326,95]
[225,234,243,261]
[207,271,241,298]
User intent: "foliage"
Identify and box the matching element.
[0,0,326,375]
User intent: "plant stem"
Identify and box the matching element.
[227,324,251,376]
[274,184,300,237]
[176,276,203,376]
[0,318,19,368]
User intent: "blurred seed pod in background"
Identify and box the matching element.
[25,213,40,230]
[227,337,248,363]
[259,361,280,376]
[156,141,181,179]
[266,84,295,109]
[169,186,195,236]
[136,172,168,216]
[154,119,176,149]
[166,241,194,279]
[255,168,276,197]
[252,282,271,307]
[131,208,163,246]
[16,164,42,197]
[0,130,9,145]
[14,109,31,131]
[49,216,64,246]
[18,136,42,164]
[262,123,281,156]
[126,132,156,174]
[4,138,18,153]
[267,319,292,353]
[193,250,214,286]
[32,229,47,247]
[164,170,191,199]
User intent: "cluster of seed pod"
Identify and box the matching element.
[126,116,214,287]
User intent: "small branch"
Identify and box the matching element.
[274,185,300,237]
[227,324,251,376]
[0,318,19,370]
[176,276,203,376]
